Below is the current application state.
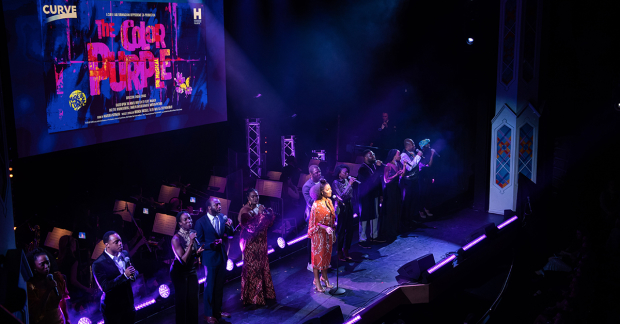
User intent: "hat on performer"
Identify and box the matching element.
[419,139,431,148]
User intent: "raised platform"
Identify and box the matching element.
[138,208,506,324]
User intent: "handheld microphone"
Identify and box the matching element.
[124,256,135,280]
[332,195,343,202]
[47,274,60,297]
[348,176,361,184]
[189,229,201,249]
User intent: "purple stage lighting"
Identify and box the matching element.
[236,260,244,267]
[199,277,206,284]
[226,259,234,271]
[462,234,487,251]
[78,317,92,324]
[353,213,358,218]
[344,315,362,324]
[267,248,275,254]
[158,284,170,298]
[134,299,156,310]
[286,234,308,246]
[427,254,456,274]
[497,216,518,229]
[277,237,286,249]
[97,320,104,324]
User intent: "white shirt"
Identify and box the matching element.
[401,151,421,171]
[207,212,219,234]
[104,249,128,278]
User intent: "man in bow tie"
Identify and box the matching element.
[93,231,138,324]
[195,197,234,323]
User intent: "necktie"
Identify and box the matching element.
[214,216,220,235]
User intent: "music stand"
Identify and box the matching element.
[256,179,283,199]
[158,185,181,204]
[113,200,136,222]
[91,240,106,260]
[266,171,282,181]
[208,176,227,193]
[218,198,231,216]
[152,213,177,236]
[44,227,73,250]
[297,173,311,188]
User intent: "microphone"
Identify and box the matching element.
[348,176,361,184]
[47,274,60,297]
[124,255,135,280]
[431,148,440,157]
[189,229,201,249]
[332,195,343,202]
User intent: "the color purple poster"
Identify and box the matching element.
[41,0,210,133]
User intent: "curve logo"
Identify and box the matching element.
[42,5,77,23]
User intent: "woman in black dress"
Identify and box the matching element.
[382,149,405,241]
[170,211,204,324]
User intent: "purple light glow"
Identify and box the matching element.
[134,299,156,310]
[497,216,518,229]
[226,259,234,271]
[462,234,486,251]
[199,277,206,284]
[277,237,286,249]
[427,254,456,274]
[158,284,170,298]
[344,315,362,324]
[353,213,358,218]
[287,234,308,246]
[97,320,104,324]
[236,261,244,267]
[267,248,275,254]
[78,317,92,324]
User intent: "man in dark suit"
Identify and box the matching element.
[195,197,234,324]
[93,231,138,324]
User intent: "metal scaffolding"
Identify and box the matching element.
[246,118,261,178]
[281,135,296,167]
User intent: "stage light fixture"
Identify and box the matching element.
[497,216,518,229]
[467,37,474,45]
[8,167,12,171]
[426,254,456,274]
[353,213,358,218]
[158,284,170,298]
[277,237,286,249]
[190,197,196,203]
[226,259,234,271]
[199,277,206,284]
[287,234,308,246]
[236,261,244,267]
[142,208,148,214]
[78,317,92,324]
[462,234,486,251]
[134,299,156,310]
[14,227,16,230]
[267,248,275,255]
[345,315,361,324]
[9,174,13,178]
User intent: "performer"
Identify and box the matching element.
[238,188,276,307]
[170,212,204,324]
[26,248,71,324]
[382,149,405,241]
[302,165,322,270]
[195,197,234,324]
[357,150,384,248]
[400,139,423,226]
[92,231,137,324]
[308,180,337,293]
[374,112,398,149]
[418,139,437,218]
[332,165,357,261]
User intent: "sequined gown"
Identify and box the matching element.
[308,199,336,270]
[239,206,276,305]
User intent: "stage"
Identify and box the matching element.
[139,208,505,324]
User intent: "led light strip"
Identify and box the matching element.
[462,234,486,251]
[497,216,518,229]
[427,254,456,274]
[287,234,308,246]
[344,314,361,324]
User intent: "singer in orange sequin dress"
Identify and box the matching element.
[308,180,336,292]
[238,189,276,306]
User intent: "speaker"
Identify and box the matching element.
[397,253,435,281]
[301,306,344,324]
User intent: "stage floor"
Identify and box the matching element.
[139,208,504,324]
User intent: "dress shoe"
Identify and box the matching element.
[219,312,231,318]
[203,316,218,324]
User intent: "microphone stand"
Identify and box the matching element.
[329,197,345,296]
